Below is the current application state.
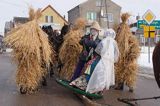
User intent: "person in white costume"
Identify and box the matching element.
[86,29,119,94]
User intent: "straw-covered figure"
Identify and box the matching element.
[59,18,86,81]
[4,8,54,94]
[115,13,140,92]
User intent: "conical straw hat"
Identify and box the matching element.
[90,21,101,31]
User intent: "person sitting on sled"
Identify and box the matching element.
[71,21,101,81]
[70,29,119,94]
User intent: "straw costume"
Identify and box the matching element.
[115,13,140,92]
[59,18,86,81]
[4,8,54,94]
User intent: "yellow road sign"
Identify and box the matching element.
[143,26,155,31]
[143,26,155,38]
[143,26,149,31]
[150,26,155,31]
[144,32,155,38]
[143,10,156,25]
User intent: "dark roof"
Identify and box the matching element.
[13,17,29,24]
[41,5,68,24]
[68,5,79,13]
[0,35,3,38]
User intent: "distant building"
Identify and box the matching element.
[68,0,121,30]
[4,21,14,36]
[4,17,29,36]
[4,5,68,36]
[38,5,68,30]
[13,17,29,28]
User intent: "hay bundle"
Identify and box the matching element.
[4,8,53,93]
[59,18,86,80]
[115,13,140,88]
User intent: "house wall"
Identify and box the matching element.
[68,6,80,24]
[68,0,121,29]
[38,6,68,28]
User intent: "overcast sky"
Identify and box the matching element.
[0,0,159,35]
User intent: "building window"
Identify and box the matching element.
[45,16,48,23]
[96,0,101,7]
[96,0,105,7]
[103,13,113,22]
[45,16,53,23]
[86,12,97,21]
[48,16,53,23]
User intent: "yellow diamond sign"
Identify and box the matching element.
[143,10,156,25]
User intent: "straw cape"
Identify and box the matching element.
[4,8,54,94]
[59,18,86,81]
[115,13,140,89]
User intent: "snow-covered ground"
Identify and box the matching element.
[138,46,154,69]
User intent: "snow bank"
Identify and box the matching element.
[138,46,154,68]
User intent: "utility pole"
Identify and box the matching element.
[98,0,109,28]
[105,0,109,28]
[98,0,102,26]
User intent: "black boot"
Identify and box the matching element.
[20,86,27,94]
[50,69,54,78]
[129,87,134,93]
[42,77,47,86]
[115,82,124,90]
[49,62,54,77]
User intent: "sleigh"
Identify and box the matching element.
[56,79,103,99]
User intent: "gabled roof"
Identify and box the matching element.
[41,5,68,24]
[109,0,121,9]
[68,5,79,13]
[68,0,87,13]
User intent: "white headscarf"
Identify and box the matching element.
[95,29,116,56]
[104,29,116,39]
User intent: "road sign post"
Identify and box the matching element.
[143,9,156,63]
[148,26,151,63]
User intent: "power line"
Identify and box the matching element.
[105,0,109,28]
